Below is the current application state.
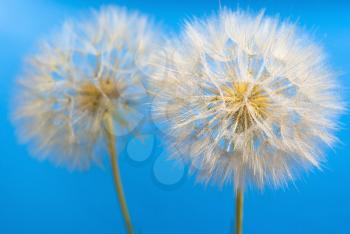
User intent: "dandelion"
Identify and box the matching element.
[12,7,158,234]
[151,10,343,234]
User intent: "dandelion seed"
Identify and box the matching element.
[151,10,344,234]
[12,7,159,234]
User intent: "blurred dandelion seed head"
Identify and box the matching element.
[151,10,344,189]
[12,6,158,169]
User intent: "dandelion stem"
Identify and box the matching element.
[235,188,244,234]
[105,114,134,234]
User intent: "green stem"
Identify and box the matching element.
[105,114,134,234]
[235,188,244,234]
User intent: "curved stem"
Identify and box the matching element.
[235,188,244,234]
[105,114,134,234]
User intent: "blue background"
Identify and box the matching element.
[1,0,349,233]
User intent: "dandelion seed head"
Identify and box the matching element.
[151,10,344,189]
[13,6,158,169]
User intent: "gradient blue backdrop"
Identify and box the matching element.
[1,0,349,233]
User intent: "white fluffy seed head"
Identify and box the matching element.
[12,6,159,169]
[151,10,344,190]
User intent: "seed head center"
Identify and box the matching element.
[223,82,269,133]
[76,78,120,113]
